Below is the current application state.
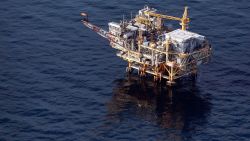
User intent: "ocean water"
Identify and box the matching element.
[0,0,250,140]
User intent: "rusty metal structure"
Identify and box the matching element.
[81,6,212,85]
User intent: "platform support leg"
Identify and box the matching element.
[126,61,133,74]
[139,63,147,77]
[153,66,159,82]
[167,65,175,85]
[191,64,198,83]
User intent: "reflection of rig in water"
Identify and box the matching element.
[81,6,212,84]
[107,75,211,129]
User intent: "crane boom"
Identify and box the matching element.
[144,6,190,30]
[144,11,182,21]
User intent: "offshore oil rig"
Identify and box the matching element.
[81,6,212,85]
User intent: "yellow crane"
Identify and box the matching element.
[144,6,190,30]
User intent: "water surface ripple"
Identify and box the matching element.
[0,0,250,141]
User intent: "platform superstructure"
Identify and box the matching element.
[81,6,212,84]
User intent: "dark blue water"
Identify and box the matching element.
[0,0,250,140]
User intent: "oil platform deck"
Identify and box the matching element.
[81,6,212,85]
